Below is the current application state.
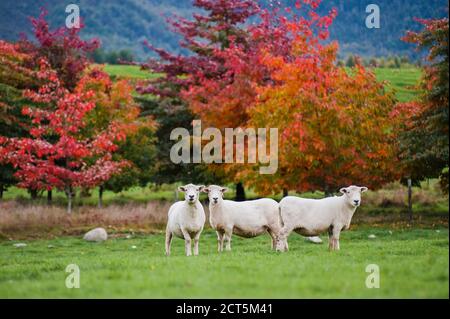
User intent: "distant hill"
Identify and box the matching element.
[0,0,447,60]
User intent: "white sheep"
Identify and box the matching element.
[276,185,368,251]
[203,185,285,252]
[165,184,206,256]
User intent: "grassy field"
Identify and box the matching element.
[0,228,447,298]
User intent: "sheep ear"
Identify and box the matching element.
[360,187,368,193]
[197,185,205,192]
[202,187,210,193]
[221,187,229,193]
[178,186,186,192]
[339,187,348,194]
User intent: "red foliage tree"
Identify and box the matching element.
[0,59,128,212]
[0,40,40,198]
[18,8,99,91]
[138,0,259,97]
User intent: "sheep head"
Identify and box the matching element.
[178,184,205,204]
[339,185,368,207]
[203,185,228,205]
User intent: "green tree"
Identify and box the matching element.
[135,96,220,186]
[400,18,449,193]
[346,55,355,67]
[104,125,157,193]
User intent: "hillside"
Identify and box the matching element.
[0,0,448,60]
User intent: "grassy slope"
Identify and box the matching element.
[373,68,422,102]
[101,64,157,80]
[0,228,448,298]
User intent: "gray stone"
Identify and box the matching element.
[83,227,108,242]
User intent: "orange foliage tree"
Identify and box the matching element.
[249,60,400,194]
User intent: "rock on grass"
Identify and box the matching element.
[83,228,108,242]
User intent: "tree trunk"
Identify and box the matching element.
[407,178,413,222]
[324,185,333,198]
[235,182,246,201]
[47,190,52,205]
[98,185,104,208]
[30,188,38,200]
[0,183,3,199]
[282,188,288,197]
[67,186,73,214]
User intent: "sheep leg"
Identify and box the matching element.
[267,228,278,250]
[181,228,192,256]
[193,231,201,256]
[334,228,341,251]
[328,226,334,250]
[216,231,224,252]
[224,229,232,251]
[328,225,340,251]
[165,230,173,256]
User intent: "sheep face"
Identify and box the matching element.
[339,185,368,207]
[178,184,205,204]
[203,185,228,205]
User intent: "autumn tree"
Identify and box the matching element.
[1,10,99,201]
[399,18,449,193]
[0,40,39,198]
[183,0,401,195]
[0,59,128,212]
[249,63,399,194]
[18,8,99,91]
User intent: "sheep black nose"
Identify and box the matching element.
[189,195,194,199]
[213,197,218,201]
[354,200,359,204]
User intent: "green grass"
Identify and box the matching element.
[373,68,422,102]
[100,64,160,80]
[0,228,448,298]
